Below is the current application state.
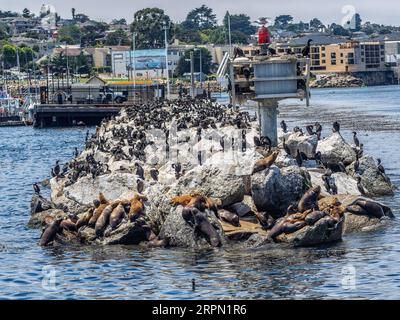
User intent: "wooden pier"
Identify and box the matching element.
[33,104,124,128]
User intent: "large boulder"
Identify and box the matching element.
[28,209,67,229]
[327,195,394,234]
[170,163,247,207]
[348,156,394,197]
[31,194,55,215]
[317,133,356,167]
[63,172,140,206]
[309,170,361,197]
[100,219,149,245]
[251,165,308,217]
[283,132,318,158]
[159,207,225,249]
[276,216,344,247]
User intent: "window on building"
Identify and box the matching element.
[340,53,344,57]
[348,59,355,65]
[322,59,326,64]
[340,60,344,64]
[331,60,336,65]
[331,52,336,59]
[321,47,325,51]
[321,53,326,57]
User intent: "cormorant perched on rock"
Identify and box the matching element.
[353,132,360,147]
[315,151,324,168]
[283,138,291,156]
[33,183,41,195]
[52,161,60,177]
[135,162,145,180]
[74,147,79,158]
[280,120,288,133]
[356,176,366,195]
[295,150,303,167]
[333,121,341,133]
[150,168,159,182]
[315,122,323,140]
[377,158,386,174]
[302,39,313,57]
[306,125,315,136]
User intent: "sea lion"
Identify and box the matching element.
[40,218,63,246]
[298,186,321,213]
[255,212,275,230]
[192,208,221,247]
[352,199,385,219]
[76,208,94,229]
[99,192,108,205]
[305,211,327,226]
[283,220,307,234]
[95,202,119,237]
[170,193,202,207]
[251,151,279,175]
[88,200,108,228]
[129,194,148,221]
[219,210,240,227]
[268,218,287,240]
[60,219,78,232]
[346,205,369,216]
[109,204,127,230]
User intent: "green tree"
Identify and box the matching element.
[105,28,130,46]
[111,19,127,25]
[274,15,294,29]
[309,18,325,31]
[183,5,217,30]
[174,23,202,44]
[223,12,256,37]
[329,23,350,36]
[58,25,82,44]
[0,23,9,41]
[175,47,212,77]
[1,43,17,68]
[22,8,32,18]
[81,22,109,46]
[131,8,173,49]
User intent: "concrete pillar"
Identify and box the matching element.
[258,100,278,147]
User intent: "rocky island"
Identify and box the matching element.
[30,99,395,250]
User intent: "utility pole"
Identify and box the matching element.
[132,32,136,101]
[163,22,171,100]
[65,43,70,92]
[227,12,233,57]
[190,51,195,98]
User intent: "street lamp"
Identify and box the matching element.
[162,21,171,100]
[194,47,203,87]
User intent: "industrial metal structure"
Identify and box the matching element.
[228,55,311,146]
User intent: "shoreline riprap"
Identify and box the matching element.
[30,98,395,249]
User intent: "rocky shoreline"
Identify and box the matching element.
[30,99,395,250]
[310,74,364,89]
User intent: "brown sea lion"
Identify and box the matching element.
[99,192,108,205]
[60,219,78,232]
[88,201,108,228]
[110,204,127,230]
[255,212,276,230]
[298,186,321,213]
[40,218,63,246]
[129,194,148,221]
[251,151,279,175]
[95,202,119,237]
[170,193,202,207]
[305,211,327,226]
[76,208,94,229]
[219,210,240,227]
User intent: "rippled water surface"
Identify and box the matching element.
[0,86,399,300]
